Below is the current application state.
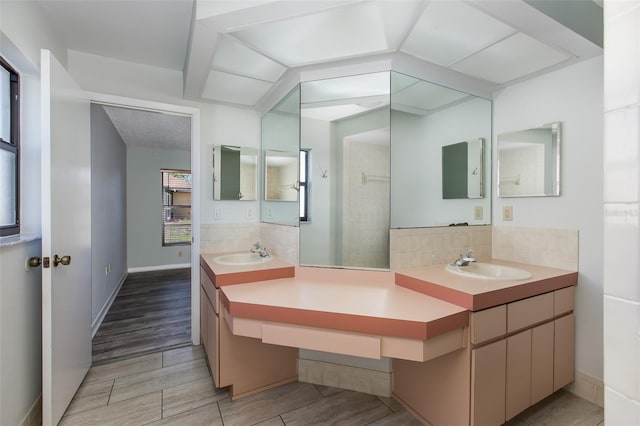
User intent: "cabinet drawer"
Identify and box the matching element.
[470,305,506,345]
[554,286,575,316]
[200,267,220,314]
[507,292,554,333]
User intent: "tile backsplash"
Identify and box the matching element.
[492,226,579,271]
[390,226,492,270]
[200,222,299,265]
[200,223,260,254]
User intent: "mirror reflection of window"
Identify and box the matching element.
[264,150,298,201]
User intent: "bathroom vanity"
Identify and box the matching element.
[199,253,577,425]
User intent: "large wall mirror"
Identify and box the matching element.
[390,72,492,227]
[299,72,391,269]
[266,71,493,270]
[213,145,257,200]
[261,85,300,225]
[497,122,561,197]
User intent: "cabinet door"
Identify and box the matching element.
[506,329,532,420]
[531,322,554,404]
[471,339,506,426]
[554,314,575,391]
[206,302,219,387]
[200,287,208,349]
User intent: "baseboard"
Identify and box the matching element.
[91,272,127,338]
[19,394,41,426]
[298,359,392,397]
[565,370,604,407]
[127,263,191,273]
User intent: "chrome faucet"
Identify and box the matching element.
[250,242,270,258]
[453,250,477,267]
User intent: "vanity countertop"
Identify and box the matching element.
[395,259,578,311]
[219,266,469,341]
[200,252,295,287]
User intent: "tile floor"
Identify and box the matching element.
[61,345,604,426]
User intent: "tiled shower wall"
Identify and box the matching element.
[603,1,640,422]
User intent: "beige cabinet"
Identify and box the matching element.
[469,287,575,424]
[471,340,506,426]
[554,313,575,391]
[506,329,532,420]
[199,266,298,399]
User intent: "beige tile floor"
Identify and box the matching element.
[61,345,603,426]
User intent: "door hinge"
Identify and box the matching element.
[43,257,51,268]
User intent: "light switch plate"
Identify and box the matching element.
[503,205,513,221]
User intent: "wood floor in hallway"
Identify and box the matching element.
[92,268,191,365]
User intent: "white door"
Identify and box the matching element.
[41,49,92,426]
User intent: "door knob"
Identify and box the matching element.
[53,255,71,267]
[28,257,42,267]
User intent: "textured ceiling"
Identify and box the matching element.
[101,105,191,150]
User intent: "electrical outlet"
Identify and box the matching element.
[178,250,183,257]
[266,208,273,218]
[503,205,513,221]
[214,208,222,219]
[246,207,254,219]
[474,206,483,220]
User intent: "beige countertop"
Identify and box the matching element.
[200,252,295,287]
[395,259,578,311]
[219,267,469,340]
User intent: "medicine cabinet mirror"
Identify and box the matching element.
[497,122,561,197]
[213,145,257,200]
[441,138,484,200]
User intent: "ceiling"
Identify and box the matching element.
[101,105,191,150]
[34,0,602,145]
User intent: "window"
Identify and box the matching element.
[299,149,309,222]
[162,170,192,246]
[0,56,19,237]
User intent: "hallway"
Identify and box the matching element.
[92,269,191,365]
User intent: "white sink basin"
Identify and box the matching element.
[213,253,272,266]
[445,263,532,280]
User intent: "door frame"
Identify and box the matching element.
[89,92,202,345]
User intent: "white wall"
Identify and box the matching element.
[127,146,191,270]
[201,105,261,225]
[0,240,42,426]
[90,104,127,327]
[66,52,262,228]
[493,56,604,382]
[0,4,67,423]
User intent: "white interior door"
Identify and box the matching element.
[41,49,92,426]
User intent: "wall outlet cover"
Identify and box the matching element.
[474,206,483,220]
[503,205,513,221]
[214,208,222,219]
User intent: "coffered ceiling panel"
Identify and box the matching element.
[202,70,273,105]
[212,35,286,82]
[451,32,573,84]
[401,0,517,67]
[229,2,390,67]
